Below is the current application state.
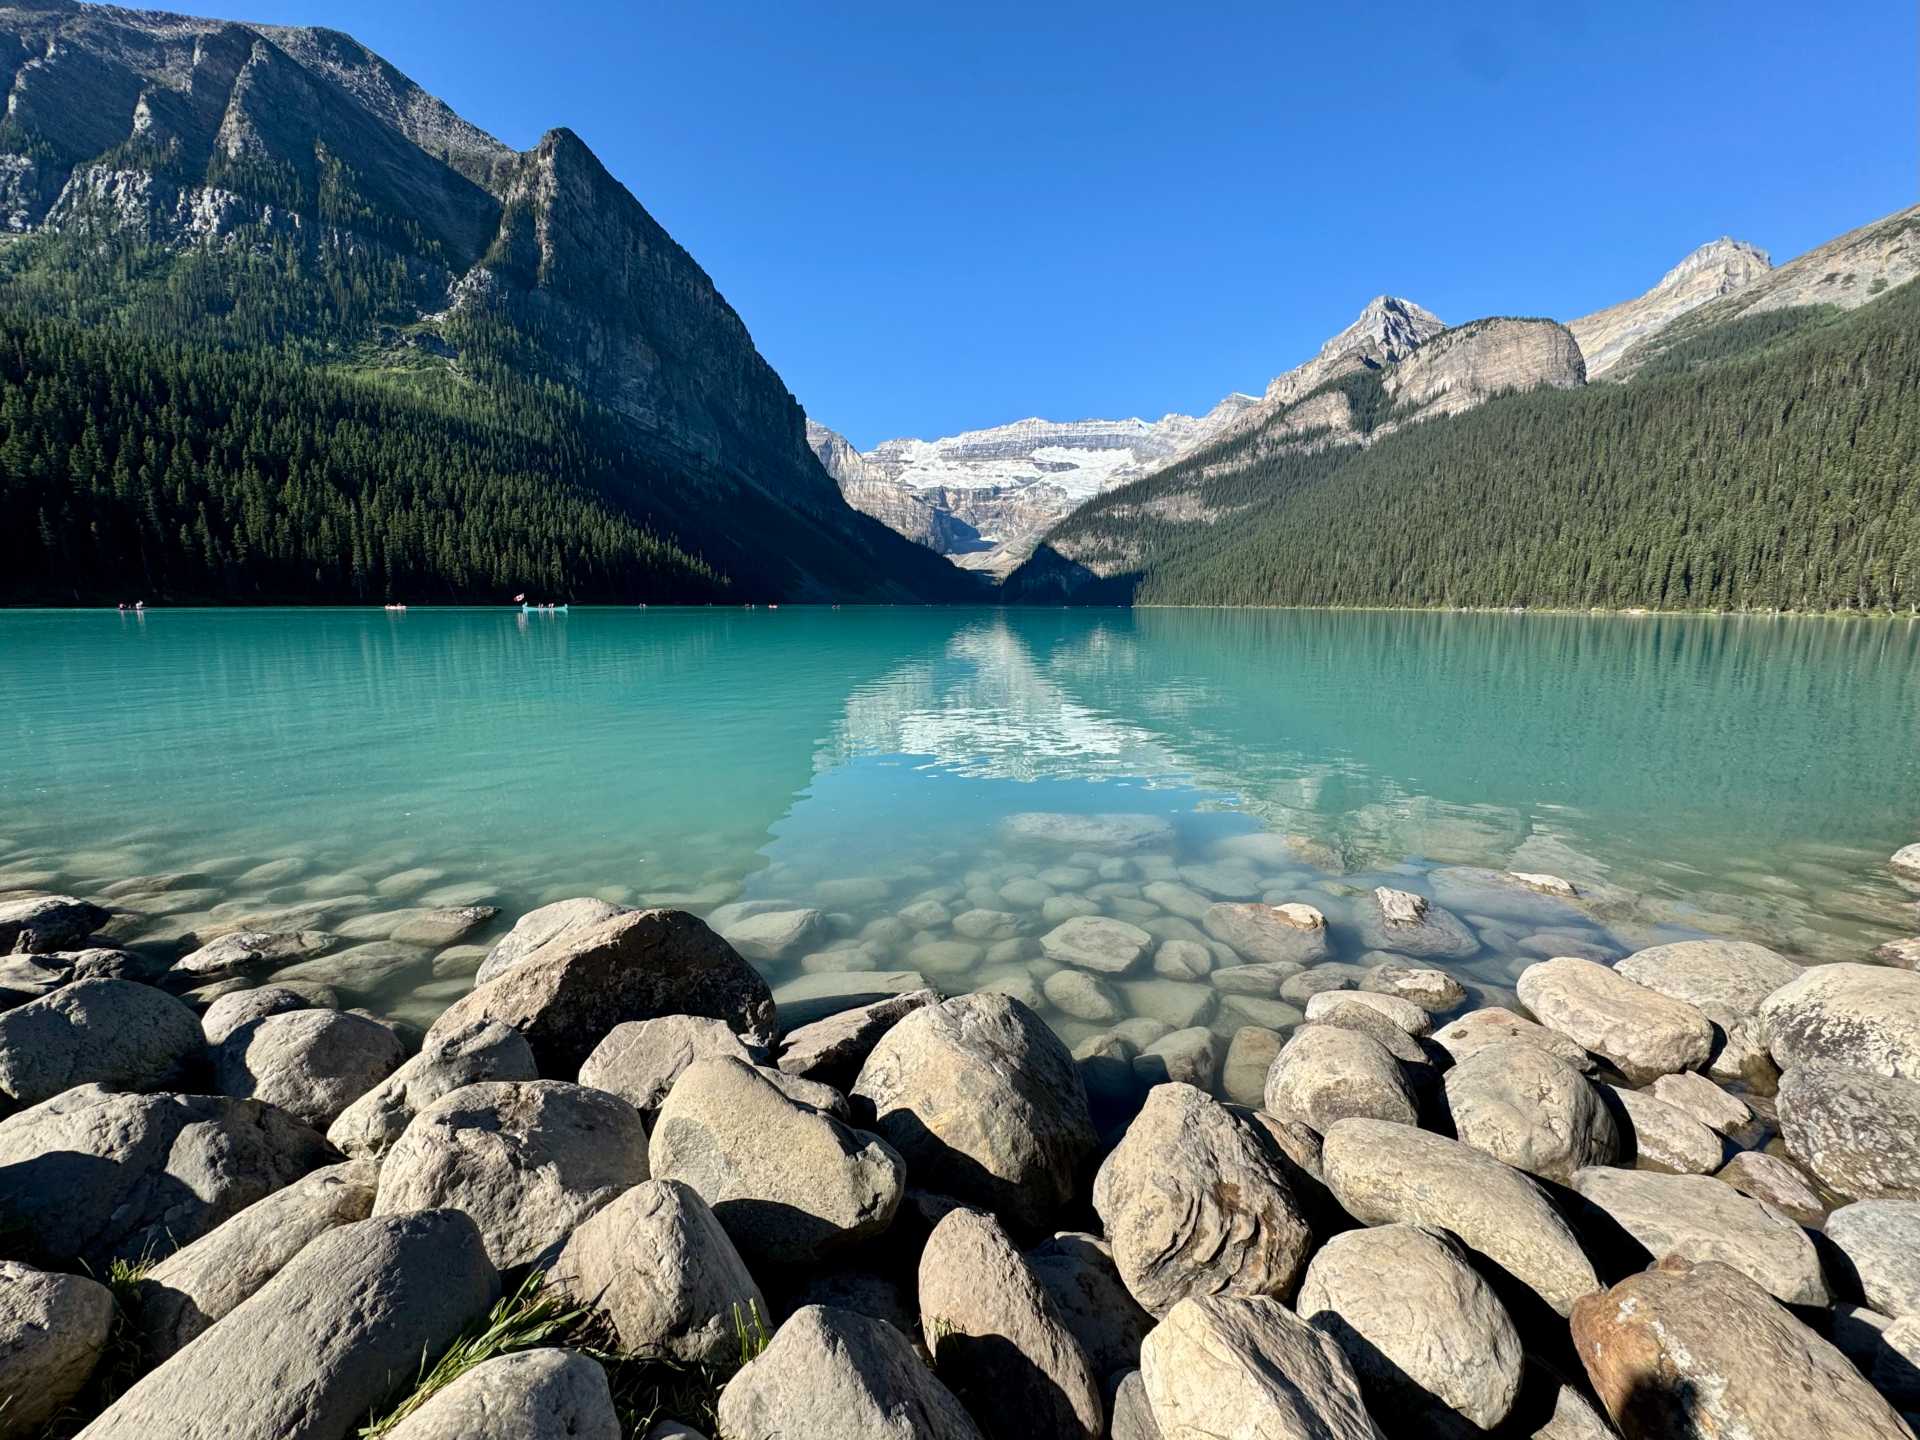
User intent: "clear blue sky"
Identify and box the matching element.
[238,0,1917,448]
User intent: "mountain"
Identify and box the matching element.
[808,400,1259,578]
[1570,238,1772,379]
[0,2,970,603]
[1601,205,1920,377]
[1005,213,1919,612]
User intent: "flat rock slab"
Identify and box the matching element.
[0,1084,332,1268]
[1201,903,1333,967]
[1002,812,1175,851]
[1516,957,1713,1084]
[1321,1118,1601,1317]
[718,1304,983,1440]
[1758,963,1920,1081]
[1093,1083,1311,1317]
[577,1014,753,1115]
[1569,1167,1827,1305]
[383,1348,620,1440]
[1040,915,1153,974]
[1141,1295,1379,1440]
[1605,1083,1728,1175]
[1777,1061,1920,1200]
[79,1210,499,1440]
[1571,1255,1911,1440]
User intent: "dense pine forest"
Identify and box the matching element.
[1010,280,1920,612]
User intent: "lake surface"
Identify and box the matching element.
[2,608,1916,1050]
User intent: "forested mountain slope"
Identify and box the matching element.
[1005,274,1920,612]
[0,3,969,603]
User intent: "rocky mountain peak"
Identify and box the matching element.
[1658,237,1772,291]
[1318,295,1446,366]
[1570,235,1771,379]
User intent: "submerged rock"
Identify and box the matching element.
[1002,812,1175,852]
[1201,903,1332,966]
[1039,915,1153,975]
[1354,887,1479,960]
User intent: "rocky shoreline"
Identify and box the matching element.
[0,828,1917,1438]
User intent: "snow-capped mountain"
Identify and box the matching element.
[809,396,1256,577]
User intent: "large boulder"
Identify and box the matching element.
[715,1304,984,1440]
[383,1348,620,1440]
[0,978,202,1105]
[774,989,938,1091]
[201,985,325,1045]
[1201,903,1332,967]
[427,909,777,1075]
[1353,887,1479,960]
[1516,957,1714,1084]
[649,1057,902,1269]
[1569,1167,1827,1305]
[1604,1083,1727,1174]
[476,897,628,985]
[0,1260,113,1438]
[1430,1006,1596,1072]
[1092,1083,1312,1316]
[1263,1025,1417,1133]
[1613,938,1799,1040]
[551,1180,764,1364]
[1321,1119,1601,1317]
[0,895,108,953]
[577,1015,754,1114]
[918,1208,1103,1440]
[1140,1295,1381,1440]
[216,1008,405,1128]
[1305,987,1430,1036]
[1443,1039,1620,1181]
[1827,1200,1920,1318]
[1776,1061,1920,1200]
[138,1160,378,1361]
[852,993,1095,1232]
[0,1085,332,1267]
[374,1080,650,1269]
[1026,1232,1156,1378]
[327,1020,537,1159]
[77,1210,499,1440]
[1571,1255,1910,1440]
[1296,1224,1524,1437]
[1758,963,1920,1081]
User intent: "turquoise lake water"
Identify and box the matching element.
[2,608,1916,1042]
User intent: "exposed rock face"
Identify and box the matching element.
[774,989,938,1091]
[1140,1295,1382,1440]
[1296,1224,1524,1437]
[1570,237,1773,379]
[550,1179,765,1364]
[373,1080,650,1269]
[1606,204,1920,376]
[479,898,629,985]
[1377,318,1587,432]
[426,908,777,1074]
[716,1304,985,1440]
[0,1085,332,1267]
[0,4,964,604]
[918,1208,1103,1440]
[139,1160,379,1361]
[1320,1119,1601,1317]
[78,1210,500,1440]
[1092,1083,1312,1315]
[648,1057,903,1268]
[0,977,203,1105]
[381,1349,620,1440]
[1570,1256,1911,1440]
[0,1260,114,1437]
[853,993,1095,1232]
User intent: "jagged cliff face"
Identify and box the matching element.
[0,2,966,600]
[1603,206,1920,377]
[810,399,1258,578]
[1570,238,1772,379]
